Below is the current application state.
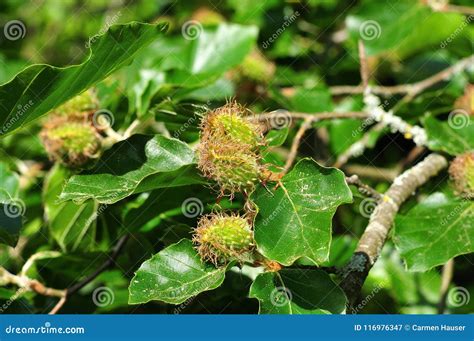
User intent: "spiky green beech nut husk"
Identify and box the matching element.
[54,89,98,117]
[197,102,263,194]
[40,116,101,168]
[449,152,474,199]
[202,144,260,193]
[235,50,275,84]
[202,102,262,147]
[193,213,254,265]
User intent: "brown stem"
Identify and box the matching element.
[427,2,474,15]
[438,258,454,314]
[49,234,130,314]
[345,175,382,200]
[343,164,400,182]
[358,40,369,90]
[400,146,426,169]
[0,267,66,299]
[254,111,368,123]
[283,117,313,174]
[340,153,448,312]
[48,296,67,315]
[333,122,385,168]
[67,234,129,297]
[28,280,66,298]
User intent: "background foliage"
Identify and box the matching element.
[0,0,473,314]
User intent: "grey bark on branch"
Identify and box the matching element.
[341,153,448,312]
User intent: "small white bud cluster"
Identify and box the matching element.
[347,141,365,158]
[363,88,427,146]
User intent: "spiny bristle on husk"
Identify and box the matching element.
[199,142,260,193]
[200,101,263,147]
[449,152,474,199]
[193,213,254,265]
[40,116,101,168]
[197,102,263,195]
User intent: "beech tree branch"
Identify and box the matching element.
[428,2,474,15]
[358,40,369,90]
[438,258,455,314]
[0,266,66,307]
[283,117,313,174]
[333,122,385,168]
[66,234,129,298]
[49,234,130,314]
[254,111,369,134]
[341,153,448,312]
[345,175,382,200]
[254,111,368,123]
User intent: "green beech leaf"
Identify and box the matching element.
[249,269,347,314]
[128,239,227,304]
[167,23,258,86]
[394,191,474,271]
[124,186,213,232]
[423,115,474,155]
[0,22,167,136]
[60,135,197,204]
[288,88,333,113]
[252,159,352,265]
[0,205,22,247]
[0,162,22,247]
[328,119,365,156]
[346,1,466,57]
[44,164,98,252]
[0,162,20,202]
[265,127,289,147]
[133,165,206,194]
